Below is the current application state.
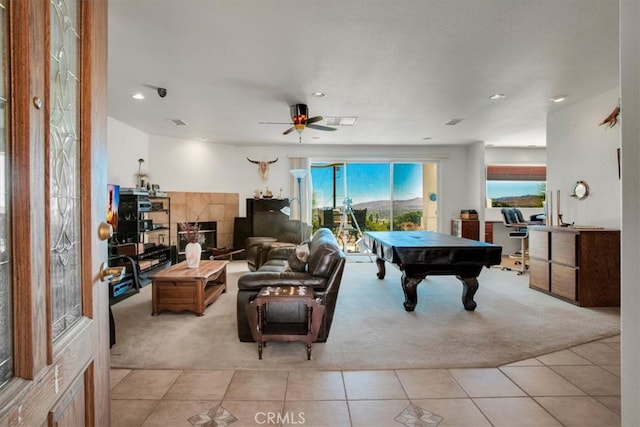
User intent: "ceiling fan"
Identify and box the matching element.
[260,104,337,140]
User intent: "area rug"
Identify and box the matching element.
[109,261,619,371]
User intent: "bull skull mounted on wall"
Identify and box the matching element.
[247,157,278,182]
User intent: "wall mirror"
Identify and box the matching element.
[571,180,590,200]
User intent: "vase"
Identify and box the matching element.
[185,242,202,268]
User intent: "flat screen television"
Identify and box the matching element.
[107,184,119,235]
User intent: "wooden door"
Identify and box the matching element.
[0,0,109,425]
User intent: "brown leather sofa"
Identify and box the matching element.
[245,219,312,271]
[237,228,346,342]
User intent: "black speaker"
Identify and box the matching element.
[170,245,178,264]
[233,217,250,259]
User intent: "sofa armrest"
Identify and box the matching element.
[246,237,278,271]
[238,271,327,291]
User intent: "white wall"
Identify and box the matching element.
[107,118,149,186]
[148,135,244,194]
[485,146,547,165]
[467,142,487,237]
[620,0,640,423]
[546,88,621,229]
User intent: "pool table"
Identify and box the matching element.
[363,231,502,311]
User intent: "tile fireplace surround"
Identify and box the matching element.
[167,192,239,249]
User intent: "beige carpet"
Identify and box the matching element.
[109,260,619,371]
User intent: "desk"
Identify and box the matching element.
[247,286,324,360]
[363,231,502,312]
[150,260,227,316]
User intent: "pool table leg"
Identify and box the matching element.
[375,257,386,279]
[401,273,424,312]
[458,276,478,311]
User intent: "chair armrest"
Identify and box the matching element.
[504,222,529,229]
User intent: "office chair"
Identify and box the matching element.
[501,208,529,275]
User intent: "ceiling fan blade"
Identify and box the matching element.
[307,124,337,132]
[259,121,293,125]
[306,116,324,125]
[283,126,296,135]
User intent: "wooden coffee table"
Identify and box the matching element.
[150,260,227,316]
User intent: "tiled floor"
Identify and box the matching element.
[110,335,620,426]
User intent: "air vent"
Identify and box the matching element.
[168,119,189,126]
[325,117,358,126]
[445,118,464,126]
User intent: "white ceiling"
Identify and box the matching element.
[107,0,619,148]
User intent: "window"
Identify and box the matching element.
[486,165,546,208]
[311,161,435,242]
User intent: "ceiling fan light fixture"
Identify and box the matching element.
[290,103,309,132]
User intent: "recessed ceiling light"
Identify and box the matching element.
[422,137,432,141]
[131,93,145,100]
[489,93,506,100]
[550,95,567,103]
[311,92,325,98]
[312,136,320,139]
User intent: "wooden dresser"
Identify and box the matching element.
[451,219,480,240]
[528,226,620,307]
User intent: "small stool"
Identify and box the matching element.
[247,286,324,360]
[506,229,528,275]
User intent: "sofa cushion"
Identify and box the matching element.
[257,260,288,272]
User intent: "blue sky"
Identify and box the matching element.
[311,163,422,206]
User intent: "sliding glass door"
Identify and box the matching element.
[311,161,438,253]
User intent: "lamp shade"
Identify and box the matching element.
[289,168,307,180]
[280,205,291,216]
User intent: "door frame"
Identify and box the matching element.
[0,0,110,425]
